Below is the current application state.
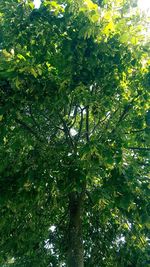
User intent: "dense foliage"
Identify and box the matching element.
[0,0,150,266]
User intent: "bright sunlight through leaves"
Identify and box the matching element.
[34,0,150,14]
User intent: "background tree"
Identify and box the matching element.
[0,0,150,266]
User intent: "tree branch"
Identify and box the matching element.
[59,114,75,150]
[29,105,41,131]
[15,118,43,142]
[91,112,111,134]
[85,106,90,143]
[68,96,74,118]
[111,93,141,134]
[76,107,84,143]
[126,147,150,151]
[68,106,78,129]
[124,128,147,134]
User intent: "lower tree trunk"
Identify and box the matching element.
[67,192,84,267]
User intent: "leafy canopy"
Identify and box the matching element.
[0,0,150,266]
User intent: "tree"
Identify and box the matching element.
[0,0,150,266]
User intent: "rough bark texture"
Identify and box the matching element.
[67,192,84,267]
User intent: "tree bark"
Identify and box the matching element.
[67,192,84,267]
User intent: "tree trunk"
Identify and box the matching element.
[67,192,84,267]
